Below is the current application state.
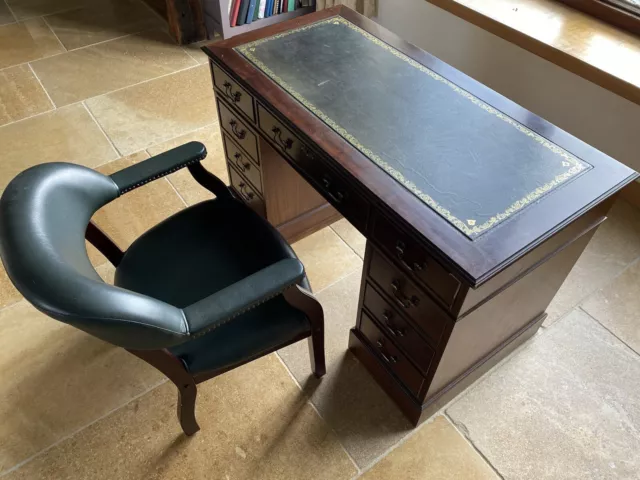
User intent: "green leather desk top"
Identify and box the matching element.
[236,17,591,239]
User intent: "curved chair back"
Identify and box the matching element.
[0,163,188,349]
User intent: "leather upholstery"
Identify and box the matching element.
[115,198,311,374]
[0,163,189,349]
[238,18,591,237]
[111,142,207,194]
[0,147,313,374]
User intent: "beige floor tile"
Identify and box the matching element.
[44,0,162,50]
[0,264,22,309]
[94,262,115,283]
[293,227,363,292]
[331,218,366,258]
[0,17,64,69]
[5,355,357,480]
[279,271,413,468]
[0,64,53,126]
[360,416,498,479]
[0,300,166,474]
[447,309,640,480]
[0,1,14,26]
[31,29,195,107]
[582,259,640,354]
[87,151,185,265]
[0,104,117,192]
[183,41,213,65]
[147,124,228,205]
[545,199,640,326]
[86,65,216,155]
[6,0,86,20]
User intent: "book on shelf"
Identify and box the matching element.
[230,0,241,26]
[252,0,260,21]
[236,0,250,25]
[258,0,266,18]
[264,0,272,17]
[245,0,257,23]
[288,0,295,11]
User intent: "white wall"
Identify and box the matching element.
[375,0,640,172]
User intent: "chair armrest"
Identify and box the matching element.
[183,258,305,336]
[110,142,207,194]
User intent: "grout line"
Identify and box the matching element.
[27,63,56,110]
[0,24,178,74]
[2,0,17,23]
[40,15,67,52]
[329,221,365,260]
[0,378,168,477]
[81,101,121,157]
[444,412,505,480]
[16,3,87,22]
[273,353,361,474]
[579,306,640,357]
[164,177,189,207]
[0,62,202,131]
[132,0,169,27]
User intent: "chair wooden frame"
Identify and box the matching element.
[85,188,326,435]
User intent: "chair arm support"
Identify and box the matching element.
[182,258,305,336]
[110,142,207,194]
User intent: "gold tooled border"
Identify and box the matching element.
[236,17,591,237]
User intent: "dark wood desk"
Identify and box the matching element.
[203,6,637,425]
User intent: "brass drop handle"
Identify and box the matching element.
[233,152,250,172]
[395,240,427,272]
[222,81,242,103]
[321,176,345,204]
[271,126,293,151]
[229,120,246,140]
[376,339,397,364]
[382,310,405,337]
[238,182,254,200]
[390,279,420,309]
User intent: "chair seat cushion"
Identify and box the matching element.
[114,197,310,374]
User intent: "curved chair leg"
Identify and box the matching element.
[283,285,326,378]
[127,348,201,435]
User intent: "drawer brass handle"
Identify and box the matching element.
[233,152,251,172]
[229,120,246,140]
[395,240,428,273]
[271,126,293,151]
[390,280,420,309]
[376,339,398,364]
[222,81,242,103]
[382,310,405,337]
[321,176,345,204]
[238,182,254,201]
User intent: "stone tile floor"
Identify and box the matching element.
[0,1,639,478]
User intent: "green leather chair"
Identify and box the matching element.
[0,141,325,436]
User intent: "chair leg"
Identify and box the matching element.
[127,348,201,435]
[283,285,326,378]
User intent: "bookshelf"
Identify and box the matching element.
[203,1,315,39]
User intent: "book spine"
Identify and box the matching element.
[288,0,295,11]
[258,0,266,18]
[230,0,241,26]
[236,0,250,26]
[264,0,272,17]
[245,0,257,24]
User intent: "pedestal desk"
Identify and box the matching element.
[203,6,637,425]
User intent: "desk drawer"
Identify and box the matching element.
[218,100,259,162]
[373,213,460,307]
[369,248,449,340]
[223,134,262,193]
[359,311,424,397]
[257,104,305,162]
[229,164,265,217]
[364,283,439,368]
[211,64,255,123]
